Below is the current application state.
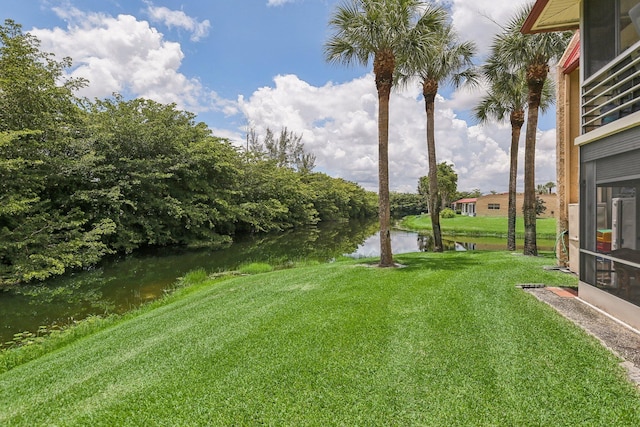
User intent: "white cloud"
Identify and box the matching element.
[238,74,557,194]
[267,0,296,6]
[28,0,555,196]
[450,0,531,59]
[30,6,226,114]
[145,2,211,42]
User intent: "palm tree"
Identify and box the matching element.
[545,181,556,194]
[491,6,571,256]
[397,9,477,252]
[475,55,553,251]
[324,0,437,266]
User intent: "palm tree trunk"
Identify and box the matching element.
[508,110,524,251]
[523,65,546,256]
[375,53,394,267]
[424,84,443,252]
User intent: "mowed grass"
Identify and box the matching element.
[401,214,558,239]
[2,252,640,425]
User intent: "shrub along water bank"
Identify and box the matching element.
[1,252,639,425]
[400,215,558,239]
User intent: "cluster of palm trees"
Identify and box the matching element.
[325,1,571,266]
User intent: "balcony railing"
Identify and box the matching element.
[582,44,640,133]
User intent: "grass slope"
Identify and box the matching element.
[400,215,557,239]
[1,252,639,425]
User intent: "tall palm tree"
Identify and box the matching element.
[475,55,553,251]
[324,0,437,266]
[398,10,477,252]
[491,6,571,256]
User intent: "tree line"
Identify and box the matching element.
[0,20,377,288]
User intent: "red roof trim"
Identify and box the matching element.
[521,0,550,34]
[453,198,477,204]
[562,38,580,74]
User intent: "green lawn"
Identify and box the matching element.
[400,214,558,239]
[1,252,639,425]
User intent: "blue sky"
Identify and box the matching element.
[4,0,559,193]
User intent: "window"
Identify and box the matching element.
[621,0,640,52]
[488,203,500,210]
[588,183,639,305]
[580,137,640,307]
[585,0,616,78]
[584,0,640,78]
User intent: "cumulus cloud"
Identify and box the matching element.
[30,5,225,114]
[145,2,211,42]
[29,0,554,195]
[450,0,529,59]
[238,74,557,194]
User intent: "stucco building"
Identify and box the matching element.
[474,193,558,218]
[525,0,640,330]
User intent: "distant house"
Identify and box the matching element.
[475,193,558,219]
[452,198,476,216]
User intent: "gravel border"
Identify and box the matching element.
[524,287,640,387]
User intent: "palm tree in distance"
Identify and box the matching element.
[324,0,438,266]
[475,54,554,252]
[491,6,571,256]
[397,10,477,252]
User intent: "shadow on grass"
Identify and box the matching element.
[392,252,483,273]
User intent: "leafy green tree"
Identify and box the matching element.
[0,19,86,135]
[325,0,437,266]
[389,192,426,218]
[304,173,377,221]
[398,8,477,252]
[418,162,459,213]
[83,96,241,251]
[490,7,571,255]
[475,49,553,251]
[0,20,111,287]
[236,159,318,232]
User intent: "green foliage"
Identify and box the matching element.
[304,173,377,221]
[0,21,109,286]
[535,197,547,217]
[389,192,426,217]
[440,208,456,218]
[178,269,209,287]
[418,162,459,210]
[0,21,376,288]
[238,262,274,275]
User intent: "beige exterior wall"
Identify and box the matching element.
[475,193,558,218]
[555,35,581,270]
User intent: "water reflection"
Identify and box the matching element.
[0,219,378,344]
[0,220,553,345]
[347,230,554,258]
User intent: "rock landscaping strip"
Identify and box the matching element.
[524,286,640,388]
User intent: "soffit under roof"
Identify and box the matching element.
[522,0,580,34]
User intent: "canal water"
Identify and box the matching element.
[0,220,554,345]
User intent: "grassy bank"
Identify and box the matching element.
[400,214,558,239]
[1,252,639,425]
